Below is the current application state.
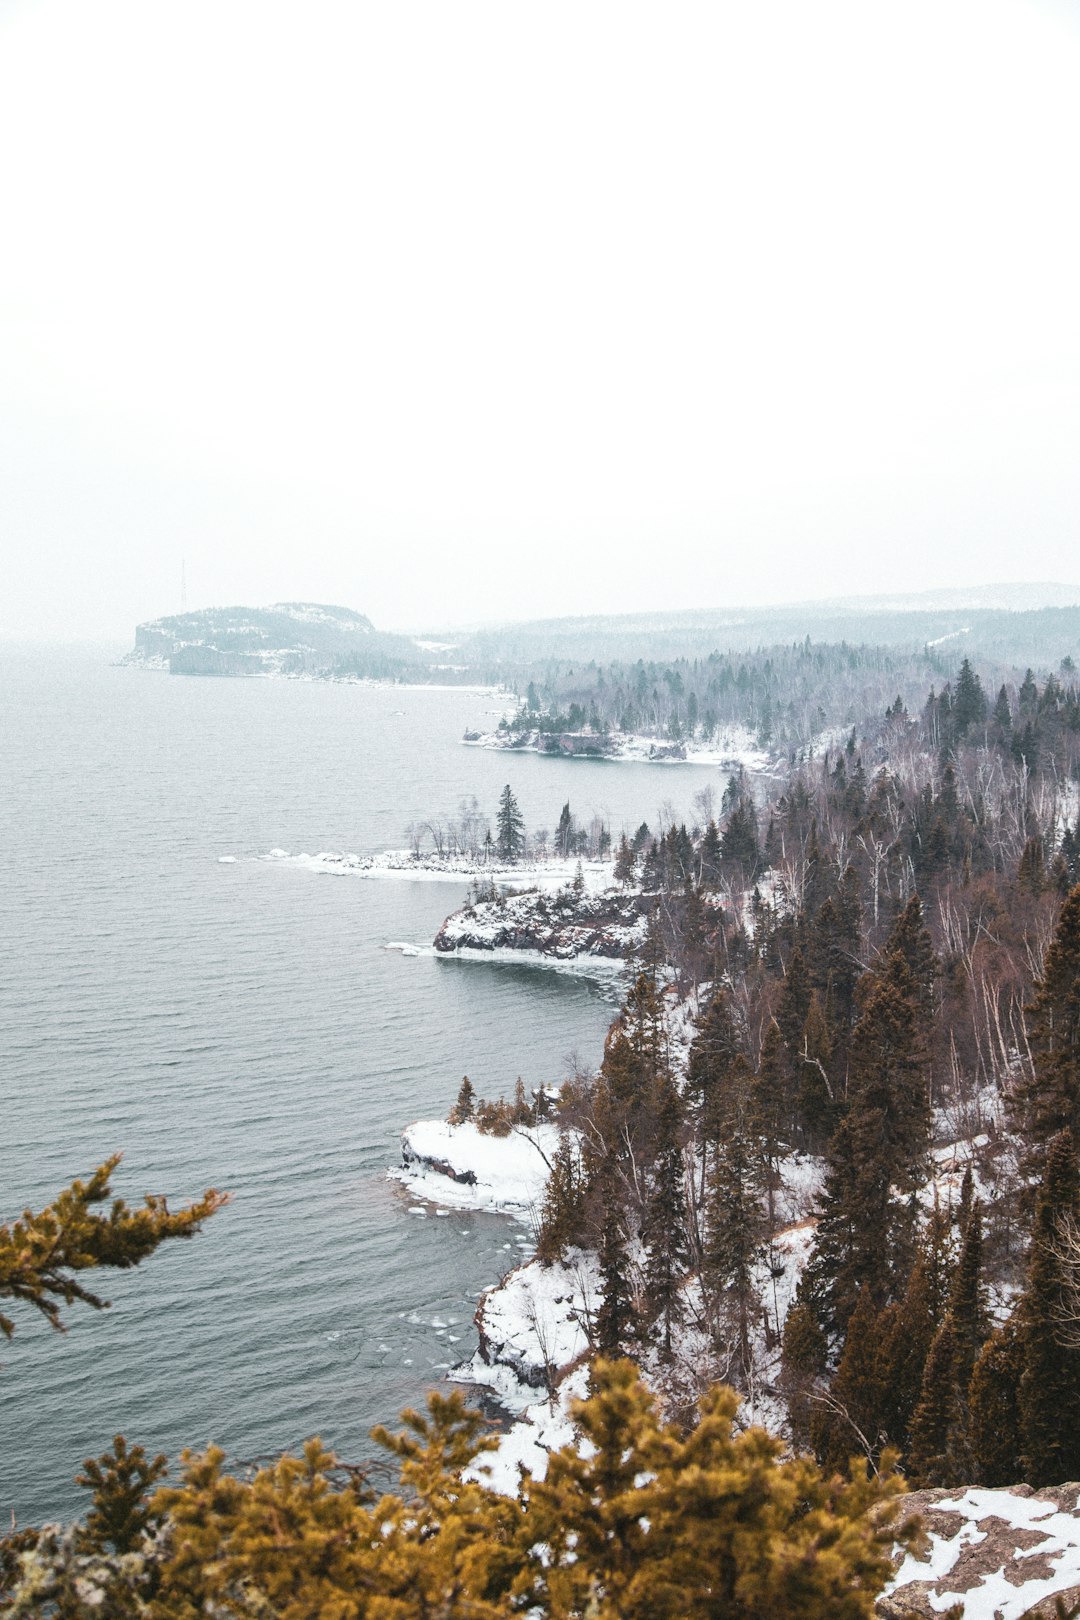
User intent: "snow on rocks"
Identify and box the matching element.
[461,1251,597,1405]
[882,1484,1080,1620]
[391,1119,559,1216]
[434,883,648,961]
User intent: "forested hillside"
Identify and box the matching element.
[525,657,1080,1492]
[495,642,1080,759]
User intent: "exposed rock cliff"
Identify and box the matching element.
[433,884,650,959]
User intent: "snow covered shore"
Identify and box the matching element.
[390,1117,598,1490]
[464,723,774,772]
[392,1119,558,1216]
[258,847,615,890]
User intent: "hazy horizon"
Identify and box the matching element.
[2,0,1079,641]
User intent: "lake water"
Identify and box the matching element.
[0,646,721,1522]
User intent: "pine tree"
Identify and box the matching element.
[0,1157,225,1342]
[804,950,931,1336]
[614,833,635,885]
[993,683,1013,733]
[685,987,740,1155]
[875,1205,950,1457]
[601,972,665,1120]
[1018,1128,1080,1485]
[778,947,812,1057]
[75,1436,168,1556]
[536,1134,585,1265]
[907,1315,962,1485]
[907,1207,986,1485]
[642,1071,689,1357]
[780,1299,828,1450]
[970,1316,1025,1486]
[703,1059,766,1376]
[1015,885,1080,1152]
[449,1075,475,1123]
[554,801,574,859]
[885,896,939,1021]
[593,1167,633,1357]
[495,784,526,863]
[812,1288,889,1474]
[953,657,988,734]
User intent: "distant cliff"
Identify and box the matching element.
[124,602,422,677]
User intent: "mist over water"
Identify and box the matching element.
[1,648,720,1522]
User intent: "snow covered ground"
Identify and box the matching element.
[255,847,616,890]
[464,724,774,771]
[392,1118,559,1216]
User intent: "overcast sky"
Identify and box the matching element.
[2,0,1079,640]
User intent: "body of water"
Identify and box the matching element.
[1,647,722,1521]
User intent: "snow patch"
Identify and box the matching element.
[392,1119,559,1216]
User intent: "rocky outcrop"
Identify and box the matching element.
[469,1256,595,1397]
[433,886,650,959]
[881,1483,1080,1620]
[399,1130,477,1186]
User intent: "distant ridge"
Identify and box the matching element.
[455,587,1080,669]
[472,583,1080,638]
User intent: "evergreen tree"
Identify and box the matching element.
[885,896,939,1022]
[0,1157,225,1342]
[1018,1129,1080,1485]
[779,1299,828,1450]
[642,1071,689,1357]
[593,1167,633,1357]
[703,1058,766,1376]
[778,947,812,1058]
[554,801,574,859]
[953,657,988,734]
[907,1315,962,1485]
[804,949,931,1335]
[1015,885,1080,1152]
[720,802,760,874]
[970,1317,1025,1486]
[907,1207,986,1485]
[536,1134,586,1265]
[75,1436,168,1556]
[613,832,635,885]
[496,784,526,863]
[449,1075,475,1123]
[875,1205,951,1457]
[601,972,665,1121]
[685,987,740,1156]
[992,683,1013,733]
[812,1288,888,1474]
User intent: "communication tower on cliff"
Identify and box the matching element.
[181,558,188,614]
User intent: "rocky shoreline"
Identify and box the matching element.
[433,883,649,960]
[463,723,772,771]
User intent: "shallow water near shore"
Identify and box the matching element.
[1,646,721,1522]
